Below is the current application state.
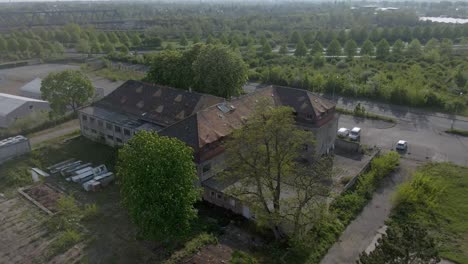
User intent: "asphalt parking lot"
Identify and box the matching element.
[338,115,468,166]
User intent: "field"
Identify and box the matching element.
[393,163,468,263]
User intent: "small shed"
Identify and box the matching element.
[20,78,43,100]
[0,135,31,164]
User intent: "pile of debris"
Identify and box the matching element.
[46,159,115,192]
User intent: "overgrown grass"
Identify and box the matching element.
[0,112,77,140]
[391,163,468,263]
[445,128,468,137]
[163,233,218,264]
[336,107,397,123]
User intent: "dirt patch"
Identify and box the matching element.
[0,197,84,264]
[23,184,63,213]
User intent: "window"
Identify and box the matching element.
[82,115,88,121]
[29,105,33,110]
[210,191,215,197]
[306,113,314,120]
[98,120,103,127]
[124,129,131,136]
[202,163,211,173]
[217,193,222,199]
[116,138,123,143]
[91,129,97,134]
[83,126,89,130]
[107,135,113,140]
[90,117,95,123]
[106,122,112,130]
[115,126,122,133]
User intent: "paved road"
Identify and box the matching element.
[320,159,418,264]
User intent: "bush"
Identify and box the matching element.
[48,229,82,257]
[82,203,99,220]
[333,192,367,223]
[230,250,258,264]
[164,233,218,264]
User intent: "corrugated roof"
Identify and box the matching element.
[19,77,42,94]
[0,93,48,116]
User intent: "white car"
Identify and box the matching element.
[348,127,361,141]
[396,140,408,151]
[337,127,349,137]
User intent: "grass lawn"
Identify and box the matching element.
[395,163,468,263]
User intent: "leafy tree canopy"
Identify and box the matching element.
[41,70,94,115]
[117,131,200,241]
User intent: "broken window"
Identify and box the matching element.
[115,126,121,133]
[116,138,123,143]
[82,115,88,121]
[106,123,112,130]
[124,129,131,136]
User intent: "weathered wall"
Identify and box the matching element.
[1,102,50,128]
[79,111,134,147]
[335,138,361,153]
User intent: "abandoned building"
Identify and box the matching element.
[78,80,224,147]
[79,80,338,219]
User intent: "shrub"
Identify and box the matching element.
[48,229,82,257]
[164,233,218,264]
[333,192,367,223]
[82,203,99,220]
[230,250,258,264]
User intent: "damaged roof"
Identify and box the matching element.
[95,80,224,127]
[161,85,335,151]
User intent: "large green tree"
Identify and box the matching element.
[326,38,342,56]
[344,39,358,59]
[360,39,375,56]
[294,38,308,57]
[224,101,331,240]
[117,131,200,241]
[376,39,390,60]
[145,50,186,89]
[41,70,94,115]
[193,45,248,98]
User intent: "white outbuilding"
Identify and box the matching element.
[0,93,50,128]
[20,77,43,100]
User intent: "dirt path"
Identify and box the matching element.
[29,119,80,147]
[320,159,419,264]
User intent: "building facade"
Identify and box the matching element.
[0,93,50,128]
[79,81,338,220]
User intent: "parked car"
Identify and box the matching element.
[396,140,408,151]
[348,127,361,141]
[337,127,350,138]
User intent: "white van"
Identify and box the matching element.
[349,127,361,141]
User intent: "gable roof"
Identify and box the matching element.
[0,93,48,116]
[20,78,42,94]
[94,80,224,127]
[161,85,335,151]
